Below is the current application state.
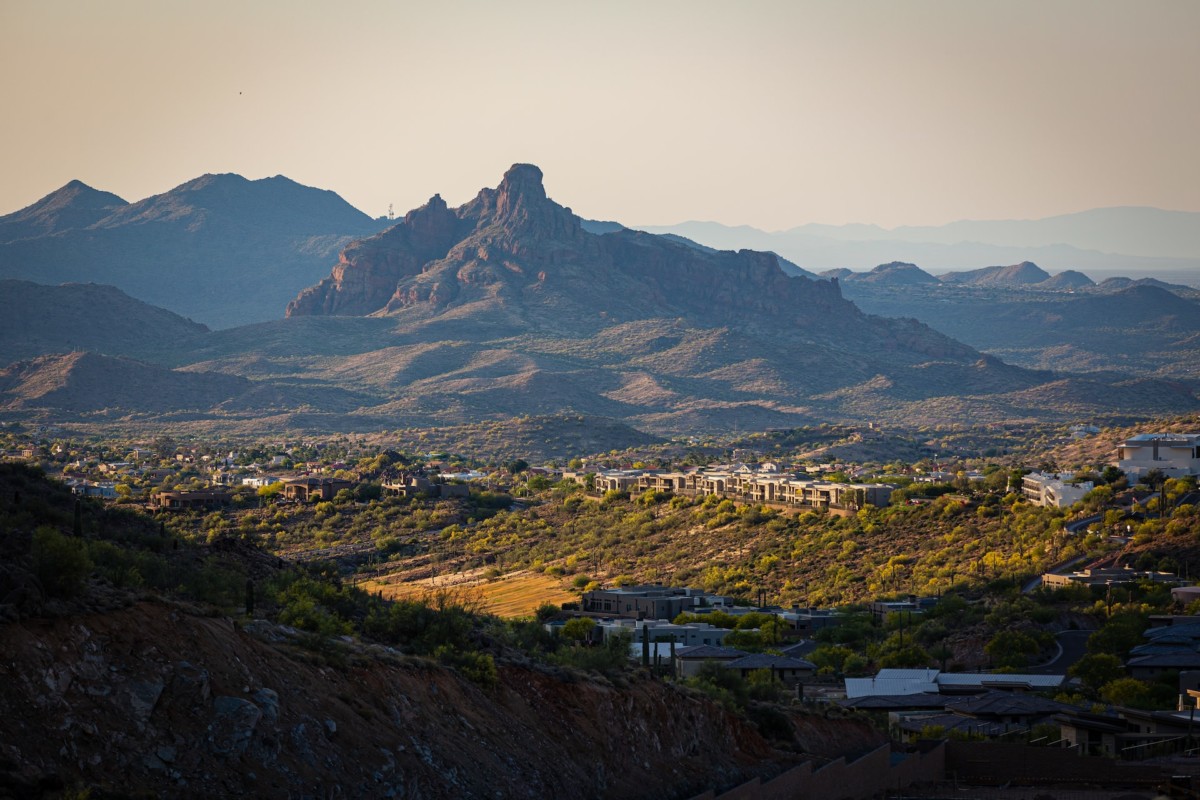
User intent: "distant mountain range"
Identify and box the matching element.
[1,166,1195,439]
[634,208,1200,283]
[0,175,389,328]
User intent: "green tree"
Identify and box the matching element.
[561,617,596,642]
[1068,653,1124,695]
[1099,677,1151,708]
[985,629,1041,669]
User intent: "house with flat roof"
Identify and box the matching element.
[674,645,749,678]
[845,668,1069,699]
[283,477,353,502]
[581,585,727,620]
[1021,472,1093,508]
[150,489,233,511]
[1116,433,1200,479]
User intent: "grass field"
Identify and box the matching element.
[360,569,579,619]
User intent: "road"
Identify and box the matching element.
[1026,629,1091,675]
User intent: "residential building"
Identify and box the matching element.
[722,653,815,684]
[597,618,734,648]
[1041,566,1188,589]
[580,585,729,620]
[1116,433,1200,479]
[150,489,234,511]
[1021,472,1093,508]
[674,645,749,678]
[844,669,1068,699]
[282,477,353,502]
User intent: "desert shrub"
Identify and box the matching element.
[32,525,92,597]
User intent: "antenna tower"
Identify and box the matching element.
[388,203,394,221]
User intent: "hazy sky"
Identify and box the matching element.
[2,0,1197,230]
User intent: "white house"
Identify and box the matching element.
[1021,472,1093,508]
[1116,433,1200,479]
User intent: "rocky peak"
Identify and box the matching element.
[495,164,547,217]
[481,163,581,242]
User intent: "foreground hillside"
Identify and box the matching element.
[0,464,887,798]
[3,604,801,799]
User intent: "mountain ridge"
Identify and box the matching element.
[0,174,390,328]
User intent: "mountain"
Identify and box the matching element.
[0,174,389,328]
[2,166,1196,435]
[840,281,1200,378]
[0,280,209,364]
[1097,276,1200,298]
[832,262,939,286]
[1035,270,1094,291]
[636,208,1200,280]
[0,180,127,243]
[271,164,1197,431]
[289,164,850,337]
[938,261,1051,287]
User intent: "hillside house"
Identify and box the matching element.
[723,653,815,684]
[844,669,1068,699]
[1041,565,1188,589]
[674,645,749,678]
[1116,433,1200,479]
[1021,472,1093,508]
[150,489,233,510]
[382,475,470,499]
[581,585,729,620]
[282,477,353,502]
[598,618,734,648]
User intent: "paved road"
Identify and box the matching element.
[1026,629,1091,675]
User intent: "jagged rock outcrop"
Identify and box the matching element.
[286,193,466,317]
[290,164,872,338]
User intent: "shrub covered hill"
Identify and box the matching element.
[0,463,886,799]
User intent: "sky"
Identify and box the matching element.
[1,0,1198,230]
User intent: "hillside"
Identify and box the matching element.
[938,261,1052,287]
[0,174,389,328]
[0,463,884,799]
[0,280,209,364]
[842,282,1200,378]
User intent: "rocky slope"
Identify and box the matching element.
[0,174,389,328]
[1,603,829,799]
[289,164,853,336]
